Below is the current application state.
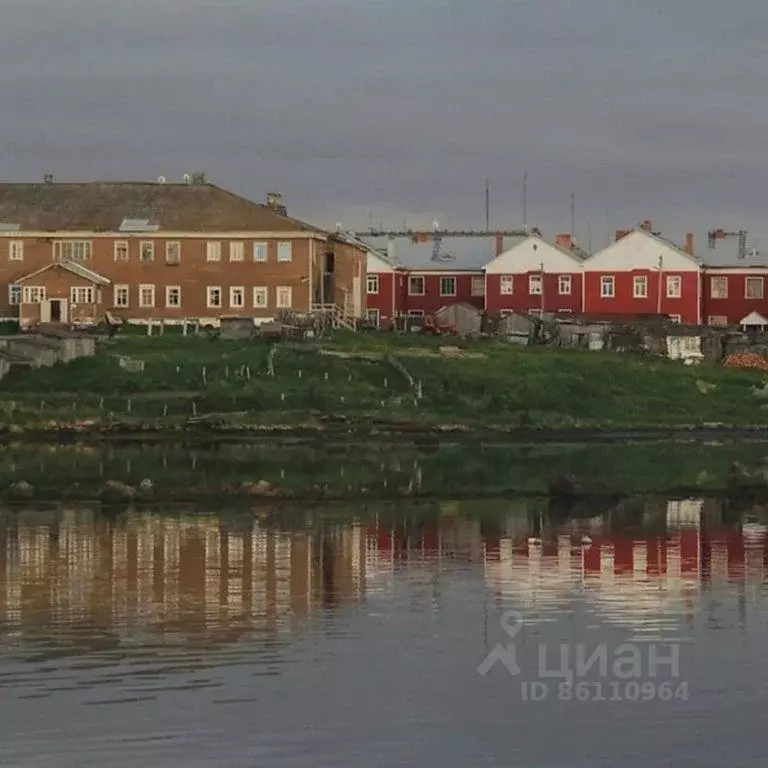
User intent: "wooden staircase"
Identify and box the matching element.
[311,303,358,331]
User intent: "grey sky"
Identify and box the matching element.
[1,0,767,259]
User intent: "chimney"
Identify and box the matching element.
[43,173,54,184]
[266,192,287,216]
[685,232,694,256]
[495,235,504,256]
[641,219,653,232]
[555,233,574,251]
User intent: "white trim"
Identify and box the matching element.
[633,275,648,298]
[600,275,615,298]
[276,285,292,308]
[15,260,110,285]
[666,275,682,298]
[70,286,95,304]
[138,283,155,308]
[165,285,182,308]
[229,241,245,262]
[439,276,457,297]
[165,241,181,264]
[407,270,483,276]
[139,241,154,262]
[229,286,245,309]
[558,274,572,295]
[365,307,381,324]
[704,266,768,274]
[277,242,293,262]
[471,275,485,297]
[206,286,222,309]
[367,274,380,294]
[53,240,92,262]
[0,230,325,240]
[707,315,728,326]
[22,286,46,303]
[709,275,728,299]
[9,240,24,260]
[253,241,268,262]
[114,240,129,261]
[745,276,764,299]
[500,275,514,295]
[114,284,129,308]
[408,275,426,296]
[528,274,542,296]
[253,286,268,308]
[206,241,222,262]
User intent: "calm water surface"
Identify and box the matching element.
[0,499,766,767]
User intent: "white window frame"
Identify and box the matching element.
[70,286,95,305]
[206,286,222,309]
[229,241,245,262]
[367,274,380,294]
[206,241,222,262]
[22,286,46,303]
[407,309,424,317]
[253,242,268,262]
[114,284,129,308]
[666,275,682,298]
[558,275,572,296]
[528,274,542,296]
[138,284,155,308]
[229,286,245,309]
[746,276,764,299]
[600,276,615,298]
[9,240,24,261]
[439,276,456,297]
[165,241,181,264]
[471,276,485,297]
[54,240,92,262]
[668,314,682,324]
[708,315,728,326]
[165,285,181,308]
[276,286,292,308]
[710,276,728,299]
[408,276,425,296]
[633,275,648,299]
[139,241,154,262]
[114,240,129,261]
[277,242,293,262]
[8,284,21,306]
[253,286,268,308]
[366,308,380,324]
[500,275,514,295]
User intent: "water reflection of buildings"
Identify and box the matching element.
[0,508,367,641]
[483,499,768,631]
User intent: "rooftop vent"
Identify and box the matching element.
[43,173,54,184]
[266,192,287,216]
[119,218,160,233]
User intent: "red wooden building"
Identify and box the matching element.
[484,234,584,316]
[701,266,768,327]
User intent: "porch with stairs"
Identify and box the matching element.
[310,303,358,331]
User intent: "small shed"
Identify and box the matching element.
[220,317,256,340]
[0,349,33,380]
[740,311,768,332]
[434,302,482,337]
[0,336,62,367]
[497,312,536,344]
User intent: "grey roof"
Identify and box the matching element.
[356,235,525,271]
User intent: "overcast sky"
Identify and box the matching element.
[1,0,767,257]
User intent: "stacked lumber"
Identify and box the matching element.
[724,352,768,371]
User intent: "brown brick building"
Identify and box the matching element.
[0,178,366,328]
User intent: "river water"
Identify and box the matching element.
[0,498,766,767]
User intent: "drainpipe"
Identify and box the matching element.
[540,262,545,314]
[580,262,586,316]
[656,255,664,315]
[697,266,703,325]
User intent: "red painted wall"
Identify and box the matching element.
[702,272,768,325]
[365,271,398,327]
[485,272,583,314]
[584,270,699,323]
[400,271,484,315]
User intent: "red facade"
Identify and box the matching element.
[485,271,583,315]
[701,269,768,326]
[365,270,399,328]
[400,270,485,315]
[583,270,700,323]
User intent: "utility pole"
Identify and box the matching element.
[523,171,528,228]
[485,178,490,230]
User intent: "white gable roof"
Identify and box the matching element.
[740,311,768,327]
[587,229,699,271]
[484,235,582,274]
[16,260,111,285]
[366,249,396,273]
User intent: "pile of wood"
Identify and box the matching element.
[724,352,768,371]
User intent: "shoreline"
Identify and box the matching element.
[3,421,768,445]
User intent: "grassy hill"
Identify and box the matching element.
[1,330,767,433]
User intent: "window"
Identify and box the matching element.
[558,275,572,295]
[54,240,92,262]
[22,286,46,303]
[166,286,181,307]
[230,286,245,308]
[9,240,23,261]
[471,277,485,297]
[600,276,615,298]
[8,285,21,305]
[746,277,764,299]
[708,315,728,326]
[206,241,222,262]
[165,241,181,264]
[366,308,380,324]
[138,284,155,308]
[277,242,293,262]
[669,314,681,324]
[633,275,648,298]
[500,275,514,295]
[367,275,380,294]
[114,285,129,307]
[710,276,728,299]
[666,275,682,298]
[253,242,267,262]
[207,286,222,308]
[114,241,129,261]
[529,274,542,296]
[253,286,268,308]
[407,309,424,317]
[229,241,245,262]
[140,241,154,262]
[408,276,425,296]
[70,286,95,304]
[276,286,292,308]
[440,276,456,296]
